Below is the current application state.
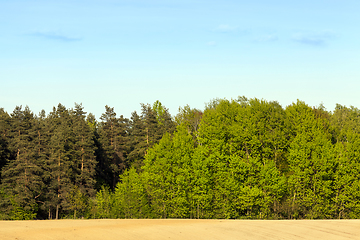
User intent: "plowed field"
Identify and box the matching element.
[1,219,359,240]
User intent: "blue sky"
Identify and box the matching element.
[1,0,360,118]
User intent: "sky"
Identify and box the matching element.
[1,0,360,119]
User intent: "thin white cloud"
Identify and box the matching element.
[206,41,216,46]
[214,24,238,33]
[292,30,336,46]
[255,34,278,42]
[29,30,82,42]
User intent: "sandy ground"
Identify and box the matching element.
[0,219,359,240]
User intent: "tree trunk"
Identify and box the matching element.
[56,205,59,220]
[197,202,199,219]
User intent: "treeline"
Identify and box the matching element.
[1,97,360,220]
[0,101,175,219]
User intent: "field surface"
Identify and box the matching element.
[0,219,359,240]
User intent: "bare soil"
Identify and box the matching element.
[1,219,359,240]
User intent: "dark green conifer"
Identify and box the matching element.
[0,108,11,183]
[46,104,75,219]
[0,106,45,219]
[127,111,146,170]
[98,105,130,189]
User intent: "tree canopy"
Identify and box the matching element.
[1,98,360,220]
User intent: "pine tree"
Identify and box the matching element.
[46,104,76,219]
[141,103,161,150]
[128,103,175,170]
[62,103,97,218]
[98,105,130,189]
[71,103,97,196]
[30,109,51,219]
[0,106,45,219]
[127,111,146,170]
[0,108,11,183]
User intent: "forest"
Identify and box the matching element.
[1,97,360,220]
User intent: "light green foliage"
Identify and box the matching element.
[175,105,203,135]
[331,105,360,219]
[64,185,88,219]
[143,124,194,218]
[187,145,213,219]
[0,190,37,220]
[9,198,37,220]
[94,186,114,218]
[114,168,150,218]
[197,98,287,219]
[286,101,335,219]
[152,100,166,124]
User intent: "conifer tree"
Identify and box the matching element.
[56,103,97,218]
[127,104,158,170]
[46,104,76,219]
[127,111,146,169]
[86,112,105,191]
[30,109,51,219]
[128,102,175,170]
[142,103,161,149]
[0,108,11,183]
[98,105,130,189]
[0,106,45,219]
[71,103,97,197]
